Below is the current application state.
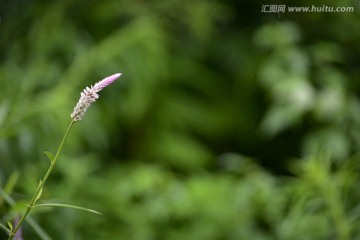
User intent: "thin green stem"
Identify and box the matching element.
[8,120,75,240]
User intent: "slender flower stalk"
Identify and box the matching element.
[8,73,121,240]
[8,120,75,240]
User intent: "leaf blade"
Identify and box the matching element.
[33,203,102,215]
[35,186,43,203]
[7,221,13,231]
[44,151,54,163]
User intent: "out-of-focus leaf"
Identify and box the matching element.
[0,223,10,235]
[33,203,102,215]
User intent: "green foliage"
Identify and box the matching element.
[1,0,360,239]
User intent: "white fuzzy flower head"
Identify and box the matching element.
[71,73,122,122]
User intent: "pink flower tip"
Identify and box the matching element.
[94,73,122,91]
[105,73,122,84]
[70,72,123,122]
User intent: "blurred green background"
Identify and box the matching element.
[1,0,360,239]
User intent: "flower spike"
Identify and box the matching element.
[71,73,122,122]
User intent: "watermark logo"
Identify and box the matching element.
[261,5,286,13]
[261,5,354,13]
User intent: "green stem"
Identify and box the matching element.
[8,120,75,240]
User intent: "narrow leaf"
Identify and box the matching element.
[4,171,19,194]
[7,221,13,231]
[0,223,11,234]
[0,172,18,207]
[44,151,54,163]
[26,217,52,240]
[35,186,43,203]
[33,203,102,215]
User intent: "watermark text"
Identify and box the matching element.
[261,5,354,13]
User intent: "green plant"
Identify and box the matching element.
[1,73,121,239]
